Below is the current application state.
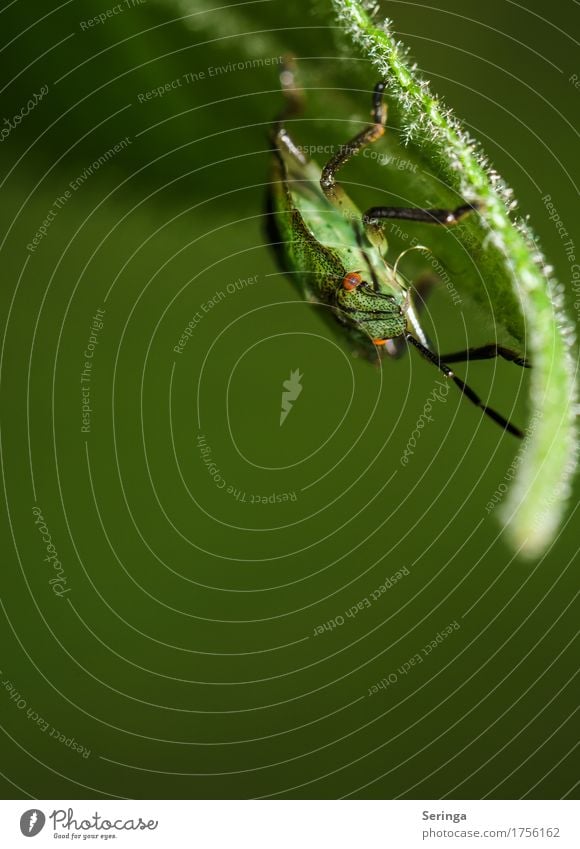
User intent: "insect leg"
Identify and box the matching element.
[437,344,530,368]
[364,203,480,226]
[320,81,387,204]
[405,333,524,438]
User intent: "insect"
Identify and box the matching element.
[265,61,529,438]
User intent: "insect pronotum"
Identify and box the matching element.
[265,60,529,438]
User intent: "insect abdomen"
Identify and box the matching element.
[266,153,345,303]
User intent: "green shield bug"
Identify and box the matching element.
[265,60,529,438]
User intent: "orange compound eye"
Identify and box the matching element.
[342,272,363,291]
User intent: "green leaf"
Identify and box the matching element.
[149,0,577,557]
[328,0,577,556]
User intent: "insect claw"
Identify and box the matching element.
[445,203,482,225]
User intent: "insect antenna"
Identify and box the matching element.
[393,244,431,281]
[405,333,524,438]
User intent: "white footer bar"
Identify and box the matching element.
[1,799,578,848]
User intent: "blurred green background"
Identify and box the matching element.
[0,0,577,800]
